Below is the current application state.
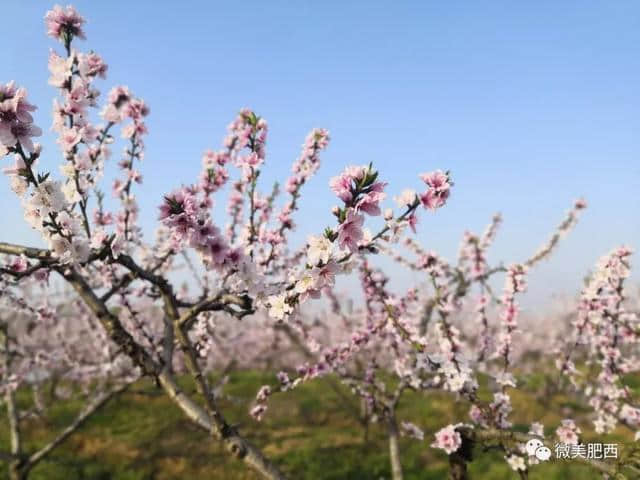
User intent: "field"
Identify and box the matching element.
[2,371,635,480]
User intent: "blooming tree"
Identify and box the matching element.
[557,247,640,436]
[0,275,135,480]
[249,199,637,479]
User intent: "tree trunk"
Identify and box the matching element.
[360,397,370,444]
[448,452,469,480]
[6,390,28,480]
[387,413,404,480]
[4,325,26,480]
[8,463,28,480]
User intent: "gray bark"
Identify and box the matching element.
[387,413,403,480]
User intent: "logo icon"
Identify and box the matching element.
[526,439,551,461]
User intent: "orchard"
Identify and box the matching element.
[0,5,638,480]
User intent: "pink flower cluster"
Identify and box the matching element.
[225,181,244,241]
[431,424,462,454]
[458,214,502,280]
[0,82,41,155]
[559,246,638,434]
[620,404,640,428]
[525,198,586,267]
[1,74,93,268]
[227,108,268,179]
[555,419,581,445]
[489,392,513,429]
[494,264,527,366]
[222,109,271,248]
[102,86,148,126]
[419,170,451,211]
[401,421,425,441]
[291,129,330,179]
[258,263,404,407]
[329,165,387,251]
[39,6,155,262]
[200,149,230,196]
[159,186,242,271]
[330,165,387,215]
[44,4,86,42]
[337,209,366,251]
[108,87,150,245]
[263,129,330,259]
[49,46,111,205]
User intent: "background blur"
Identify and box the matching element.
[2,1,638,308]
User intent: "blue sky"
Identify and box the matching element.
[2,1,638,307]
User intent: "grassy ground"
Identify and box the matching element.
[1,370,636,479]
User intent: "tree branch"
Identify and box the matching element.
[464,427,623,478]
[56,263,285,479]
[26,383,130,468]
[0,242,51,261]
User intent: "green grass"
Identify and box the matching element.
[0,371,636,479]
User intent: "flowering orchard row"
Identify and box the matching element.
[1,5,638,480]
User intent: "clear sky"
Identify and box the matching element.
[2,1,638,307]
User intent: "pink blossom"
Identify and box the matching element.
[395,189,417,207]
[420,188,449,211]
[256,385,271,402]
[45,5,86,41]
[101,104,120,123]
[112,179,125,197]
[574,198,587,209]
[250,404,267,421]
[330,172,354,203]
[311,260,339,290]
[529,422,545,437]
[9,255,28,273]
[33,268,50,283]
[128,169,143,184]
[555,419,581,445]
[337,210,364,251]
[407,212,418,233]
[57,127,82,152]
[0,119,42,153]
[0,83,37,124]
[420,170,449,189]
[189,222,218,248]
[78,52,108,78]
[431,425,462,454]
[202,149,229,168]
[420,170,451,211]
[124,98,150,120]
[400,421,425,441]
[122,122,148,139]
[469,405,487,426]
[205,236,229,265]
[355,182,387,216]
[67,84,90,111]
[108,86,130,105]
[505,455,526,472]
[620,405,640,426]
[90,229,108,249]
[277,372,291,388]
